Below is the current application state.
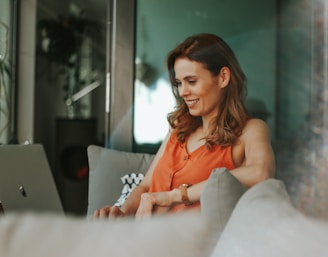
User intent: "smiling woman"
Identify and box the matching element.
[93,33,275,219]
[167,34,249,150]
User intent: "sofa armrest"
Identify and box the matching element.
[87,145,154,216]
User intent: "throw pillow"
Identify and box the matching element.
[87,145,154,216]
[114,172,145,207]
[200,167,247,248]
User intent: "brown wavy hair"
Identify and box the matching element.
[167,33,249,149]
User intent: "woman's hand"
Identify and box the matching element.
[135,190,179,219]
[92,205,125,220]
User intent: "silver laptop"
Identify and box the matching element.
[0,144,64,215]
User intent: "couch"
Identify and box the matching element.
[0,145,327,257]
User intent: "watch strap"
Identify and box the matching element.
[179,183,192,206]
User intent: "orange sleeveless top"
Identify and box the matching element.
[149,132,235,212]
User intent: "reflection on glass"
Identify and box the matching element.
[132,0,328,218]
[133,11,176,148]
[0,20,9,144]
[0,20,8,62]
[38,5,103,119]
[133,0,277,150]
[133,59,175,144]
[0,0,15,144]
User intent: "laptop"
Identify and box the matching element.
[0,144,64,215]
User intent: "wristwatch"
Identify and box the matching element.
[179,183,192,206]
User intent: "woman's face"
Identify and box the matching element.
[174,57,229,120]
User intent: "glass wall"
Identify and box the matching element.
[133,0,277,153]
[131,0,328,218]
[16,0,328,218]
[34,0,108,215]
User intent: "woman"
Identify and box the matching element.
[93,33,275,219]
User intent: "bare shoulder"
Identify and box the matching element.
[233,119,273,168]
[243,118,270,133]
[240,118,271,143]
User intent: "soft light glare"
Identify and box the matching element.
[134,78,175,144]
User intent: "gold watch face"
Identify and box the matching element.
[180,184,192,205]
[180,183,191,188]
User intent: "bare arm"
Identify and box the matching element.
[230,118,275,187]
[185,119,275,199]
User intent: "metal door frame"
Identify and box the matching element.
[106,0,136,151]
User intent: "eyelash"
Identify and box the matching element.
[174,80,197,87]
[174,81,181,87]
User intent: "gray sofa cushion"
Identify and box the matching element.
[0,211,212,257]
[87,145,154,216]
[210,178,328,257]
[201,168,247,248]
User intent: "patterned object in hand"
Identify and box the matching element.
[114,173,144,207]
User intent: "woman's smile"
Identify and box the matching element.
[185,98,199,108]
